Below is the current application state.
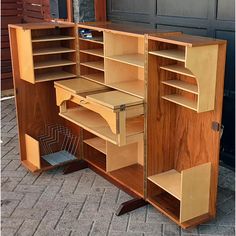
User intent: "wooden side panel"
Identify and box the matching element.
[106,142,138,172]
[25,134,41,169]
[186,45,219,112]
[94,0,107,21]
[16,28,34,83]
[180,163,211,222]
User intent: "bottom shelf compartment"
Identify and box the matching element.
[147,163,211,224]
[83,135,144,197]
[23,125,80,172]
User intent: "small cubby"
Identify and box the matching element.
[105,59,144,98]
[83,134,144,196]
[147,163,211,223]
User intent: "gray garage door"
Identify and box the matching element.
[107,0,235,167]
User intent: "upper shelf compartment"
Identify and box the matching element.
[15,24,77,84]
[148,34,224,113]
[104,31,144,68]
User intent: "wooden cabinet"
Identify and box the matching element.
[9,22,227,229]
[13,23,77,84]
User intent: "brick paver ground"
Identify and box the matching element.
[1,98,235,236]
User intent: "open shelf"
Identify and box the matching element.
[149,49,185,62]
[32,35,75,42]
[33,47,75,56]
[160,65,195,78]
[162,94,197,111]
[106,53,144,68]
[162,80,198,94]
[148,170,181,200]
[60,108,144,145]
[79,37,103,44]
[110,164,144,196]
[35,71,76,82]
[34,59,76,69]
[80,48,104,57]
[84,137,106,154]
[81,73,105,84]
[80,61,104,71]
[107,80,144,98]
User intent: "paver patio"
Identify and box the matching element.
[1,98,235,236]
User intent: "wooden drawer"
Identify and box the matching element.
[54,78,144,146]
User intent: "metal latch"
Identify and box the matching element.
[120,104,126,111]
[212,122,224,138]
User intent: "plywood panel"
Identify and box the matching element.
[107,142,138,172]
[180,163,211,222]
[25,134,41,169]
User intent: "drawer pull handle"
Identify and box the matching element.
[80,100,89,105]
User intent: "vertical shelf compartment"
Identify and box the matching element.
[16,25,77,84]
[104,31,145,98]
[79,28,105,84]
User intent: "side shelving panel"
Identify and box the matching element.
[78,28,105,84]
[16,25,78,84]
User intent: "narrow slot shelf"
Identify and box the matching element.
[33,47,76,56]
[148,170,181,200]
[80,49,104,57]
[81,73,105,84]
[149,49,185,62]
[160,65,195,78]
[162,94,197,111]
[79,37,104,44]
[106,53,144,68]
[35,71,76,82]
[107,80,144,98]
[84,137,106,154]
[34,60,76,69]
[32,35,75,42]
[59,108,144,145]
[80,61,104,71]
[162,80,198,94]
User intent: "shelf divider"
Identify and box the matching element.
[162,80,198,94]
[33,47,76,56]
[80,49,104,57]
[162,94,197,111]
[80,61,104,71]
[160,65,195,78]
[149,49,185,62]
[84,137,106,154]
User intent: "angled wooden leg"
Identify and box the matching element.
[63,160,88,174]
[116,198,148,216]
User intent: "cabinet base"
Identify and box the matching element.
[116,198,148,216]
[63,159,88,174]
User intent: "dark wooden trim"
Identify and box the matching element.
[94,0,107,21]
[116,198,148,216]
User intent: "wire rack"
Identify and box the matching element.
[37,124,80,166]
